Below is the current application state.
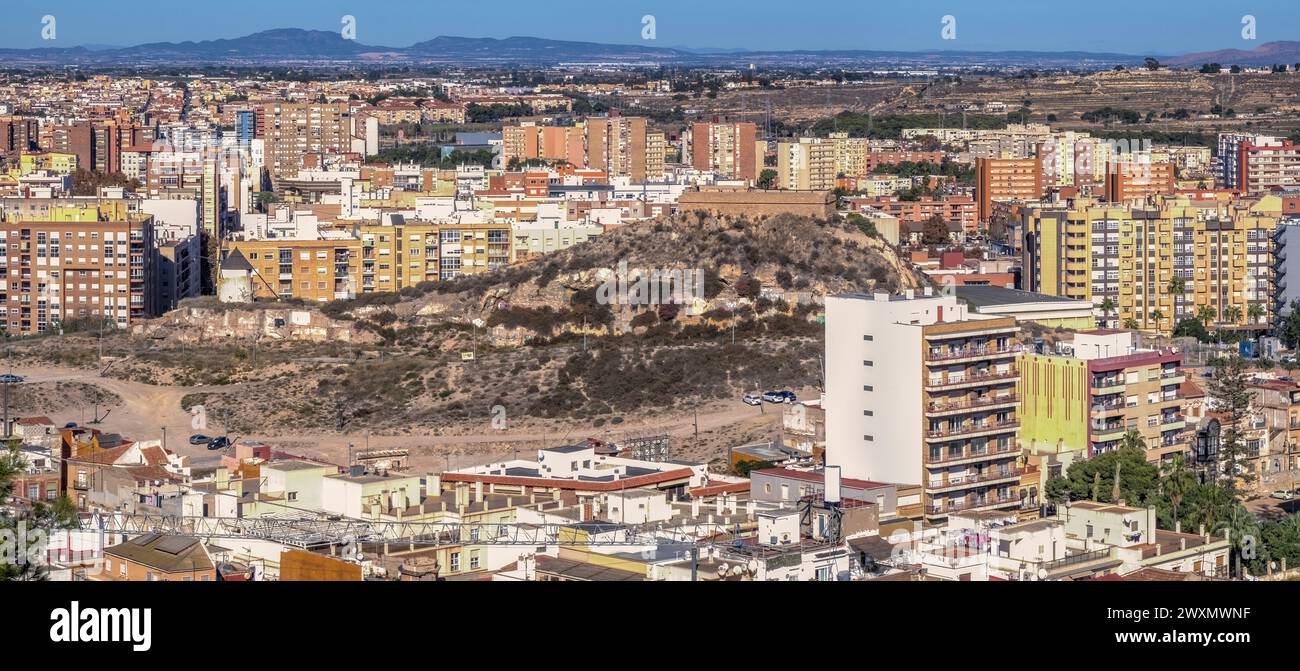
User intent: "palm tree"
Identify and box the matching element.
[1190,483,1230,532]
[1217,505,1261,579]
[1122,317,1140,330]
[1167,277,1186,296]
[1151,309,1165,330]
[1120,429,1146,452]
[1223,305,1243,325]
[1161,454,1197,527]
[1247,303,1266,326]
[1099,297,1116,327]
[1197,305,1217,328]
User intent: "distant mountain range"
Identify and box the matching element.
[1165,41,1300,67]
[0,28,1296,69]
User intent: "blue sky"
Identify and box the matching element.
[1,0,1297,54]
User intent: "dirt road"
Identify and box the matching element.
[11,362,794,470]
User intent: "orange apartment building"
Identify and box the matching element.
[258,102,352,180]
[920,316,1024,521]
[0,215,156,335]
[1237,140,1300,193]
[502,118,663,181]
[976,156,1043,224]
[1104,161,1176,204]
[853,195,979,234]
[688,121,758,182]
[224,236,361,302]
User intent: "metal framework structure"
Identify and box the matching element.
[81,511,738,551]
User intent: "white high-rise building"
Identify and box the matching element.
[825,290,1023,522]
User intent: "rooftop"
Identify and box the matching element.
[955,285,1086,308]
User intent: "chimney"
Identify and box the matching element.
[873,291,889,302]
[923,286,933,297]
[904,289,915,300]
[1155,543,1162,556]
[1180,538,1187,551]
[691,499,701,517]
[1175,521,1181,534]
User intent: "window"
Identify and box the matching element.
[470,551,481,570]
[864,435,874,441]
[863,360,873,367]
[863,334,873,341]
[288,492,298,501]
[120,562,127,577]
[864,410,873,416]
[450,552,460,572]
[863,385,873,392]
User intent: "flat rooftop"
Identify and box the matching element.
[955,285,1086,308]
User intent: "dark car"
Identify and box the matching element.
[0,374,24,384]
[64,422,78,429]
[207,436,230,451]
[189,434,211,445]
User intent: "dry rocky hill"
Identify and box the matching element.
[11,212,925,435]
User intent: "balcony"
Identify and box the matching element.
[925,369,1019,391]
[1090,379,1125,395]
[925,494,1019,516]
[926,343,1022,364]
[927,442,1019,465]
[926,419,1020,441]
[926,468,1025,493]
[1092,425,1127,441]
[926,394,1018,416]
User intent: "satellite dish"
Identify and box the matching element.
[1037,568,1048,581]
[716,563,729,578]
[747,559,759,574]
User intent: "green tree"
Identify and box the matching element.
[1144,57,1161,71]
[0,444,77,581]
[1196,305,1217,328]
[1150,309,1165,329]
[1208,355,1256,500]
[1044,447,1160,505]
[757,169,777,190]
[1167,276,1186,296]
[1160,454,1197,528]
[735,459,775,477]
[1218,505,1261,578]
[1120,428,1147,452]
[920,214,951,245]
[1123,317,1140,330]
[1173,317,1211,342]
[1099,297,1117,327]
[1222,304,1243,325]
[1247,303,1266,325]
[1281,300,1300,347]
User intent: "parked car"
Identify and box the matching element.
[207,436,230,451]
[742,393,762,406]
[0,374,24,384]
[1272,490,1294,500]
[762,390,797,403]
[189,434,211,445]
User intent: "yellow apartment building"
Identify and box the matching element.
[1023,195,1278,333]
[225,237,362,302]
